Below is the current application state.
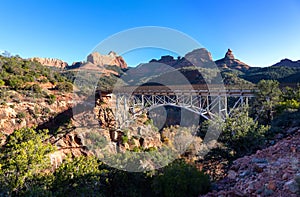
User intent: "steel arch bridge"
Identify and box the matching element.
[108,85,256,128]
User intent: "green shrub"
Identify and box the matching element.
[271,109,300,131]
[47,94,56,105]
[121,135,129,144]
[56,82,73,92]
[52,156,105,196]
[16,112,26,119]
[278,99,300,110]
[132,146,142,152]
[144,119,153,126]
[40,78,49,83]
[0,128,54,194]
[255,80,281,124]
[0,79,5,86]
[146,147,157,152]
[31,84,42,93]
[85,132,108,150]
[42,107,51,114]
[7,77,24,90]
[204,107,269,157]
[152,160,211,197]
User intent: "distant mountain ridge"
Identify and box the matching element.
[123,48,300,86]
[139,48,251,71]
[26,48,300,72]
[122,48,216,85]
[271,58,300,68]
[149,48,214,68]
[4,48,300,86]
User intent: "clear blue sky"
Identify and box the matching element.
[0,0,300,67]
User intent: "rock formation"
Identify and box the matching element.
[181,48,214,68]
[123,48,215,85]
[148,48,214,68]
[66,51,127,76]
[87,51,127,69]
[215,49,250,71]
[30,57,68,68]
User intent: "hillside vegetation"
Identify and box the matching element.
[0,56,71,91]
[241,66,300,84]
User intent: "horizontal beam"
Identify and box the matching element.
[113,85,256,97]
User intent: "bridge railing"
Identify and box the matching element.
[113,85,257,97]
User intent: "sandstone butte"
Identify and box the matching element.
[29,57,68,69]
[30,51,127,70]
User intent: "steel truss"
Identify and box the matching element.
[113,89,255,128]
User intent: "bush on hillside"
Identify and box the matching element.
[152,160,211,197]
[202,107,269,157]
[47,94,56,105]
[55,82,73,92]
[0,56,71,92]
[0,127,54,195]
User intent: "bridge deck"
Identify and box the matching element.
[113,85,256,97]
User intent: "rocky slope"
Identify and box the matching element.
[202,128,300,197]
[47,93,167,170]
[0,89,74,135]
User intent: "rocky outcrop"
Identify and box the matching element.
[66,51,127,76]
[149,55,179,67]
[0,90,74,135]
[215,49,250,71]
[87,51,127,69]
[203,129,300,197]
[181,48,214,68]
[123,48,216,85]
[149,48,214,69]
[272,58,300,68]
[96,106,116,129]
[30,57,68,68]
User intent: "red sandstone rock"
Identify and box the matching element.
[87,51,127,69]
[202,129,300,197]
[215,49,250,71]
[30,57,68,68]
